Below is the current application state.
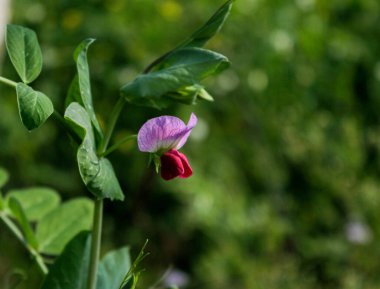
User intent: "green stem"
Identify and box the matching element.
[99,134,137,157]
[99,96,127,154]
[0,213,48,275]
[88,96,126,289]
[0,76,17,88]
[87,199,103,289]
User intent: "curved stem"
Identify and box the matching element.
[0,76,17,88]
[98,96,127,154]
[99,134,137,157]
[87,198,103,289]
[0,213,48,275]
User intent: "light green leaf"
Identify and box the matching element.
[6,24,43,84]
[36,198,94,255]
[8,197,38,249]
[97,247,131,289]
[16,83,54,130]
[64,103,124,200]
[121,48,229,108]
[73,39,103,141]
[41,231,91,289]
[0,167,9,188]
[6,187,61,222]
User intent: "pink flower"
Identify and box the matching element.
[137,113,197,180]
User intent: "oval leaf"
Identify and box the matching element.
[64,103,124,201]
[6,187,61,222]
[41,231,91,289]
[121,48,229,108]
[16,83,54,130]
[36,198,94,255]
[6,24,43,84]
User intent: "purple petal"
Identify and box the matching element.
[175,113,197,150]
[137,113,197,153]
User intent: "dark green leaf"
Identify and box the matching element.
[143,0,234,73]
[121,48,229,108]
[97,247,131,289]
[16,83,54,130]
[41,231,91,289]
[64,103,124,201]
[0,167,9,188]
[6,24,43,84]
[36,198,93,255]
[8,197,38,249]
[178,0,234,48]
[6,187,61,222]
[73,39,103,141]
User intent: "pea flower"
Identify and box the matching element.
[137,113,197,181]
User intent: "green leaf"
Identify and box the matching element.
[178,0,234,48]
[73,39,103,141]
[121,48,229,108]
[41,231,91,289]
[64,103,124,201]
[97,247,131,289]
[0,167,9,188]
[16,83,54,130]
[6,187,61,222]
[143,0,234,73]
[6,24,43,84]
[36,198,94,255]
[8,197,38,249]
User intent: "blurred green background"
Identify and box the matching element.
[1,0,380,288]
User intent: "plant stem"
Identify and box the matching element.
[0,76,17,88]
[99,96,127,154]
[99,134,137,157]
[0,213,48,275]
[87,198,103,289]
[88,96,126,289]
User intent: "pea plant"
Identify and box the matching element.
[0,1,233,289]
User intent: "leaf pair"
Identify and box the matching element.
[6,25,54,130]
[120,0,234,109]
[1,180,94,256]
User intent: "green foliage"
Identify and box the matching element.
[41,231,92,289]
[97,247,131,289]
[15,83,54,130]
[64,103,124,201]
[119,240,149,289]
[6,187,60,221]
[8,197,38,249]
[121,47,229,108]
[5,24,42,84]
[177,0,234,49]
[36,198,93,255]
[72,39,103,141]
